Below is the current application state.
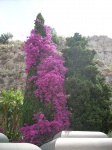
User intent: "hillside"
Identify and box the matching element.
[0,36,112,93]
[0,41,26,93]
[88,36,112,85]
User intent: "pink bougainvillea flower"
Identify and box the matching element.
[37,19,41,23]
[21,18,71,146]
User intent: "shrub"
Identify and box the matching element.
[0,33,13,44]
[62,33,112,133]
[0,88,23,141]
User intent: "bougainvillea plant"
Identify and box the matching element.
[21,13,70,146]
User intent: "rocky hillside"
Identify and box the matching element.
[0,41,26,93]
[88,36,112,85]
[0,36,112,93]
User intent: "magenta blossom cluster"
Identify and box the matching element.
[21,25,71,145]
[37,19,41,23]
[21,113,64,145]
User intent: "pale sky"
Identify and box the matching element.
[0,0,112,40]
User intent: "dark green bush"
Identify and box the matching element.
[63,33,112,133]
[0,33,13,44]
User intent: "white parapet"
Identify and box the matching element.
[0,143,41,150]
[53,131,108,139]
[41,138,112,150]
[0,133,9,143]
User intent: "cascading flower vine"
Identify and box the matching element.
[21,13,71,146]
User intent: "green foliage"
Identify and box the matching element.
[22,58,43,124]
[51,28,59,44]
[0,88,23,141]
[0,33,13,44]
[108,130,112,137]
[34,13,46,37]
[51,28,66,51]
[63,33,112,133]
